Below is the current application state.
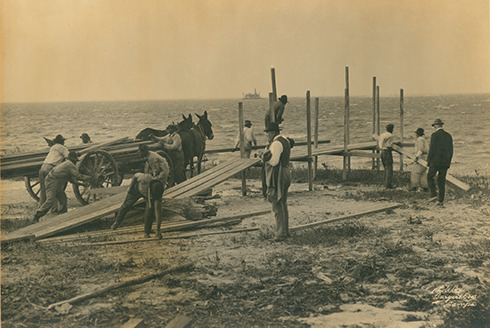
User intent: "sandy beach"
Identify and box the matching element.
[1,169,489,327]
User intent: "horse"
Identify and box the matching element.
[135,127,169,140]
[178,111,214,176]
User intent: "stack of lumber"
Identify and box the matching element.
[1,157,261,243]
[0,137,148,179]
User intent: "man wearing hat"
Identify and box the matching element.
[263,122,293,241]
[377,123,396,189]
[33,151,82,222]
[233,120,257,158]
[111,144,169,230]
[152,124,186,184]
[38,134,69,206]
[427,119,453,206]
[80,133,92,144]
[265,95,288,128]
[410,128,429,191]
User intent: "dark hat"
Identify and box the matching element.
[415,128,424,136]
[166,124,178,132]
[385,123,394,132]
[264,122,281,133]
[67,151,78,162]
[279,95,288,103]
[244,120,252,126]
[431,118,444,126]
[54,134,66,144]
[80,133,91,140]
[138,144,149,154]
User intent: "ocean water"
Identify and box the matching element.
[1,93,489,176]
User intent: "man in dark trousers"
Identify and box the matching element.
[111,144,169,231]
[263,122,293,241]
[427,118,453,207]
[33,151,82,222]
[377,123,395,189]
[265,95,288,128]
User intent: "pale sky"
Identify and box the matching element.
[2,0,489,102]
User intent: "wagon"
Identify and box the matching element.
[0,137,175,205]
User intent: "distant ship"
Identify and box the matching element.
[242,89,262,99]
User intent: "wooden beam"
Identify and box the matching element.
[121,318,144,328]
[238,102,247,196]
[392,144,470,191]
[306,90,313,191]
[47,265,191,310]
[165,315,193,328]
[290,204,401,232]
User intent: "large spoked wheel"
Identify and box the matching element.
[156,150,175,188]
[73,150,121,205]
[24,176,41,202]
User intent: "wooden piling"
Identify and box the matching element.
[376,85,381,170]
[343,66,350,181]
[306,91,313,191]
[238,102,247,196]
[271,67,277,101]
[372,76,377,169]
[399,89,404,171]
[314,97,319,178]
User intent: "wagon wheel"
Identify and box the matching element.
[73,150,121,205]
[156,150,175,188]
[24,176,41,202]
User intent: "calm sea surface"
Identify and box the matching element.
[1,94,489,176]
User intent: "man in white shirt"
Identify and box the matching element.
[263,122,293,241]
[152,124,186,184]
[377,124,395,189]
[38,134,69,206]
[233,120,257,158]
[410,128,429,191]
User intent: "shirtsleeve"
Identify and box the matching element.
[268,140,283,167]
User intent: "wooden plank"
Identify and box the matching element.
[121,318,144,328]
[205,139,330,154]
[168,159,257,198]
[39,210,269,243]
[392,144,470,191]
[290,204,401,232]
[291,141,377,160]
[165,315,193,328]
[88,185,129,196]
[164,158,259,198]
[46,265,191,310]
[349,151,381,159]
[174,160,259,198]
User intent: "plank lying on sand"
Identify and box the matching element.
[2,158,262,243]
[46,265,191,310]
[290,204,400,232]
[76,205,400,246]
[38,209,270,244]
[392,144,470,191]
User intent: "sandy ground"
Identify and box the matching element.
[1,176,489,327]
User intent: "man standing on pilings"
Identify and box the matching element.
[377,123,395,189]
[427,118,453,207]
[265,95,288,128]
[263,122,293,241]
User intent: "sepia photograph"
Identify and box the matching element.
[1,0,489,327]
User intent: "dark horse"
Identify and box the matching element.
[178,111,214,176]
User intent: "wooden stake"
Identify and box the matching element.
[271,67,277,101]
[238,102,247,196]
[376,85,381,170]
[399,89,404,171]
[306,91,313,191]
[314,97,319,178]
[343,66,350,181]
[372,76,377,169]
